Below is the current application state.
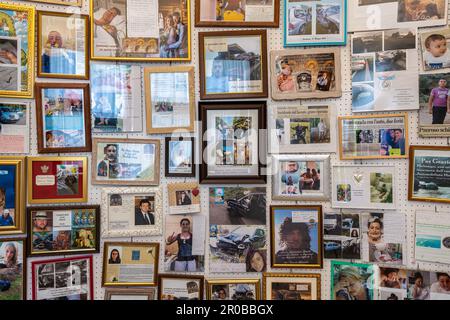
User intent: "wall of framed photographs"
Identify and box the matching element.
[1,0,450,300]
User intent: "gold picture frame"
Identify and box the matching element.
[206,279,261,300]
[263,273,321,300]
[28,0,83,7]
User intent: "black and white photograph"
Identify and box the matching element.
[352,32,383,54]
[384,28,416,50]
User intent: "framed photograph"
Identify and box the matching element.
[419,27,450,72]
[158,274,204,300]
[37,12,88,79]
[195,0,279,27]
[338,113,408,159]
[199,30,268,100]
[165,137,195,177]
[323,212,361,260]
[271,48,341,100]
[330,260,375,300]
[144,66,195,134]
[0,156,25,235]
[0,3,35,98]
[409,145,450,204]
[0,100,29,154]
[0,238,26,300]
[272,154,330,201]
[27,206,100,257]
[270,205,323,269]
[104,288,156,300]
[206,279,261,300]
[35,83,91,154]
[284,0,347,47]
[268,104,336,154]
[168,182,200,215]
[101,187,162,237]
[90,0,191,61]
[28,0,82,7]
[263,273,321,300]
[92,138,160,185]
[103,242,159,287]
[27,156,88,204]
[332,165,396,209]
[199,101,266,184]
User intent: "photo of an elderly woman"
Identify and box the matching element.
[333,264,373,300]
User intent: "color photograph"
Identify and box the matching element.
[331,261,375,300]
[0,239,24,300]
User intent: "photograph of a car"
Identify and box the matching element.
[0,107,21,124]
[216,227,266,255]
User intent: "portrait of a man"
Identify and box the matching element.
[134,198,155,226]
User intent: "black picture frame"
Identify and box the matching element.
[165,137,196,178]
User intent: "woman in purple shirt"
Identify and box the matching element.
[429,78,450,124]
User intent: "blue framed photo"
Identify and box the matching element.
[284,0,347,47]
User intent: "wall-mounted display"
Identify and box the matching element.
[330,260,375,300]
[158,274,204,300]
[324,212,361,260]
[165,137,195,178]
[0,101,29,154]
[263,273,321,300]
[104,287,156,300]
[168,182,200,215]
[0,238,25,300]
[206,279,261,300]
[419,27,450,72]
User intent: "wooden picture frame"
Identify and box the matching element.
[144,66,195,134]
[199,30,268,100]
[35,83,92,154]
[263,273,321,300]
[27,156,88,204]
[199,101,267,184]
[104,287,156,300]
[102,242,159,287]
[206,278,261,300]
[270,205,323,269]
[165,137,195,178]
[37,11,89,80]
[0,156,25,235]
[0,237,26,300]
[92,138,160,186]
[27,205,100,257]
[158,274,204,300]
[0,3,35,98]
[195,0,280,28]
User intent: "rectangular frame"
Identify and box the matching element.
[158,274,204,300]
[206,278,261,300]
[263,273,321,300]
[104,287,156,300]
[0,237,26,300]
[165,137,195,178]
[28,0,82,7]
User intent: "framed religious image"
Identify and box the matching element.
[31,255,93,300]
[263,273,321,300]
[199,101,266,184]
[338,114,408,159]
[206,279,261,300]
[27,206,100,257]
[28,0,82,7]
[330,260,375,300]
[35,83,92,154]
[27,156,88,204]
[165,137,195,177]
[168,182,200,215]
[0,156,25,235]
[37,12,89,79]
[408,145,450,204]
[195,0,279,27]
[284,0,347,47]
[0,100,29,154]
[0,238,26,300]
[199,30,268,100]
[268,104,336,154]
[0,3,34,98]
[270,48,341,100]
[101,187,162,237]
[272,154,330,201]
[103,242,159,287]
[158,274,204,300]
[270,205,323,269]
[90,0,191,62]
[144,66,195,134]
[104,287,156,300]
[419,27,450,72]
[92,138,160,186]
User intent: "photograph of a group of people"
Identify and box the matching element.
[279,161,321,195]
[211,283,257,300]
[349,128,405,156]
[280,117,329,145]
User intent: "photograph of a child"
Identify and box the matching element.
[421,29,450,71]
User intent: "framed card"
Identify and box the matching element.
[409,145,450,204]
[35,83,92,153]
[338,113,408,159]
[268,104,336,154]
[103,242,159,287]
[330,260,375,300]
[270,205,323,269]
[199,30,268,100]
[27,156,88,204]
[0,156,25,235]
[206,279,261,300]
[144,66,195,133]
[27,206,100,257]
[37,11,89,79]
[168,182,200,215]
[332,165,396,210]
[158,274,204,300]
[165,137,195,177]
[263,273,321,300]
[104,287,156,300]
[0,238,26,300]
[272,154,330,201]
[28,0,82,7]
[31,255,93,300]
[195,0,280,27]
[0,100,29,154]
[271,47,341,100]
[90,0,191,62]
[0,3,35,98]
[101,187,162,237]
[92,138,160,185]
[284,0,347,47]
[199,101,266,184]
